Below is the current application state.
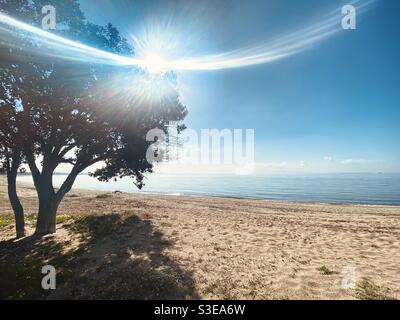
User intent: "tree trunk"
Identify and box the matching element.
[35,194,60,235]
[34,173,61,236]
[7,170,25,238]
[32,160,80,236]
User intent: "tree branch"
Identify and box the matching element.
[24,146,41,182]
[59,157,76,165]
[57,143,77,160]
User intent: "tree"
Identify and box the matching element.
[0,0,187,236]
[0,103,26,237]
[0,0,32,237]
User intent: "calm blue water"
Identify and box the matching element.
[17,173,400,205]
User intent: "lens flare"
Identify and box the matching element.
[142,52,166,74]
[0,1,376,73]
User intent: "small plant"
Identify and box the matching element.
[355,278,396,300]
[203,277,237,299]
[317,266,338,275]
[95,194,112,199]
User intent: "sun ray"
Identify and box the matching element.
[0,0,376,73]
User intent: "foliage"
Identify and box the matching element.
[0,0,187,234]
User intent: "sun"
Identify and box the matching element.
[142,52,166,74]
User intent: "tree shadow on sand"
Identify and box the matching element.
[0,213,199,299]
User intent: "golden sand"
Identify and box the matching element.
[0,176,399,299]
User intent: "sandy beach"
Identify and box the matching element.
[0,176,399,299]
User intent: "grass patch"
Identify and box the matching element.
[0,214,14,229]
[56,214,74,224]
[0,213,124,234]
[0,258,49,299]
[317,266,338,276]
[95,193,113,199]
[0,237,76,299]
[0,257,74,299]
[0,212,197,299]
[203,277,237,299]
[69,214,123,239]
[0,214,37,232]
[355,278,396,300]
[26,214,37,223]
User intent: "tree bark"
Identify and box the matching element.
[34,168,79,235]
[34,174,60,235]
[7,168,25,238]
[35,195,60,235]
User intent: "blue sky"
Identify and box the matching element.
[79,0,400,173]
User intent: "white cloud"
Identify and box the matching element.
[341,159,379,164]
[256,162,288,169]
[255,161,307,172]
[323,156,332,162]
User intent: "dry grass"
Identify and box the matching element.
[355,278,396,300]
[317,266,339,276]
[95,193,113,199]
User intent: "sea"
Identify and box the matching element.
[17,172,400,206]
